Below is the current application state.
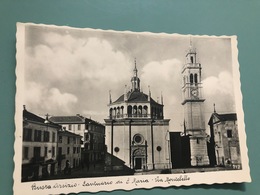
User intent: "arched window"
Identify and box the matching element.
[109,108,113,119]
[143,106,148,117]
[190,73,194,84]
[117,107,120,118]
[152,107,156,118]
[121,106,124,118]
[194,73,198,84]
[127,106,132,117]
[113,108,116,117]
[159,108,163,118]
[133,106,137,117]
[138,105,142,117]
[191,56,194,63]
[156,108,159,119]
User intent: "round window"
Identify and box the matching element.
[157,146,162,152]
[114,147,120,153]
[133,134,143,144]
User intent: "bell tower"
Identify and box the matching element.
[181,41,209,166]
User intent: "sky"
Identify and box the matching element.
[23,24,237,132]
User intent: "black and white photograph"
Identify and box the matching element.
[14,23,250,194]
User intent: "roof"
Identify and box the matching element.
[23,109,45,123]
[49,115,85,124]
[208,112,237,125]
[113,91,159,105]
[58,130,82,137]
[23,109,61,128]
[216,113,237,121]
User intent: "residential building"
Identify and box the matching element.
[22,107,61,181]
[49,115,105,167]
[57,130,81,173]
[208,111,241,168]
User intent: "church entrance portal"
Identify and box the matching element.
[135,158,142,169]
[132,148,147,170]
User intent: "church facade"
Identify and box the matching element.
[104,61,171,171]
[181,45,210,166]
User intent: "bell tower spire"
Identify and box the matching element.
[134,58,138,77]
[131,58,140,92]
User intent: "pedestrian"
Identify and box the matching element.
[64,160,71,175]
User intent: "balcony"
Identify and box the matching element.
[109,114,150,119]
[108,114,164,120]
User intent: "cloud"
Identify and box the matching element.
[141,59,182,92]
[141,59,183,130]
[26,34,132,85]
[25,32,134,117]
[203,71,236,125]
[46,88,78,112]
[203,71,234,97]
[25,82,78,114]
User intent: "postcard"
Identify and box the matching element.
[14,23,251,195]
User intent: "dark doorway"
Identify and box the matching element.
[50,164,55,176]
[135,158,142,169]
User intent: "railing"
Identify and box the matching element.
[108,114,163,120]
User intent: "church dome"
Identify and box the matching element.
[108,60,164,120]
[114,91,157,104]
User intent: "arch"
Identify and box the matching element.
[152,107,156,118]
[191,56,194,63]
[156,107,159,119]
[127,105,132,117]
[194,73,198,84]
[143,106,148,117]
[116,107,120,118]
[109,108,113,119]
[190,73,194,84]
[133,105,137,117]
[138,105,142,117]
[159,108,163,118]
[113,108,116,118]
[121,106,124,118]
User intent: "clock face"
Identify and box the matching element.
[191,88,198,97]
